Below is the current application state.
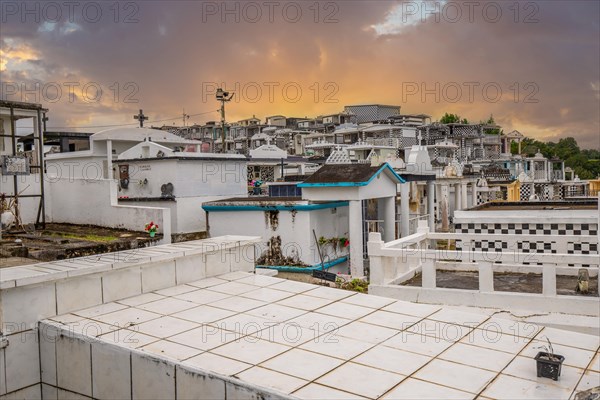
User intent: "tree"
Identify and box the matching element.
[439,113,468,124]
[516,136,599,178]
[510,141,520,155]
[582,149,600,160]
[553,137,580,161]
[484,114,502,135]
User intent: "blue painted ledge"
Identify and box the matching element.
[202,201,348,212]
[256,256,348,273]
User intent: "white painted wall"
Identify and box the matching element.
[46,154,108,180]
[310,206,350,264]
[42,157,249,234]
[46,178,170,239]
[206,205,349,266]
[117,159,247,199]
[455,208,598,225]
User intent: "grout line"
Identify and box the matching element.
[377,315,493,399]
[567,342,600,399]
[258,297,402,396]
[36,326,44,394]
[473,320,539,398]
[49,274,598,399]
[2,383,45,399]
[1,345,6,396]
[89,342,93,398]
[173,360,177,399]
[100,276,104,304]
[54,325,58,389]
[54,282,58,318]
[129,352,133,399]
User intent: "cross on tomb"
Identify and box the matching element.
[134,109,148,127]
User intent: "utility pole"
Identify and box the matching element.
[215,88,234,153]
[182,108,189,127]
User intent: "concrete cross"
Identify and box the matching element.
[134,109,148,128]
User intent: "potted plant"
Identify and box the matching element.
[144,221,159,238]
[534,337,565,381]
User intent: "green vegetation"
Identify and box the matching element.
[511,137,600,180]
[439,113,468,124]
[336,277,369,293]
[483,115,502,135]
[48,232,119,243]
[317,236,349,254]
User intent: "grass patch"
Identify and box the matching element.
[336,278,369,293]
[46,232,119,243]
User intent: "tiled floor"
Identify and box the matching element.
[46,272,600,400]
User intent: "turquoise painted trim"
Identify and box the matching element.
[297,182,366,188]
[256,256,348,273]
[297,163,406,188]
[202,201,348,212]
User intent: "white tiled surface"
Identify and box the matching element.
[4,331,40,393]
[317,362,405,399]
[237,366,308,393]
[91,341,131,399]
[131,352,175,399]
[413,359,497,393]
[42,271,600,400]
[0,237,263,398]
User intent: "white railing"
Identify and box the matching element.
[364,214,430,240]
[367,222,599,316]
[365,220,385,234]
[533,170,547,180]
[563,185,589,198]
[408,214,429,235]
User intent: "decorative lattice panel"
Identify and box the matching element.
[259,166,275,182]
[326,148,352,164]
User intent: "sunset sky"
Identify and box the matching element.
[1,1,599,148]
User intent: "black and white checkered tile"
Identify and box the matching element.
[474,241,508,252]
[519,185,532,201]
[567,242,598,255]
[566,242,598,267]
[516,241,557,254]
[454,222,598,269]
[455,223,598,236]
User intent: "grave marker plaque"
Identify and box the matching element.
[312,269,337,282]
[1,155,29,175]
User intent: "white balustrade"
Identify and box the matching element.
[367,228,599,315]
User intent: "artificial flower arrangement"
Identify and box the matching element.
[144,221,159,237]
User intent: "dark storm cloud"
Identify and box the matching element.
[1,0,598,148]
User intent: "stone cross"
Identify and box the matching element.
[134,109,148,128]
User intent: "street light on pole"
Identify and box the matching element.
[216,88,234,153]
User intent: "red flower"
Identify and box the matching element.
[344,240,350,247]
